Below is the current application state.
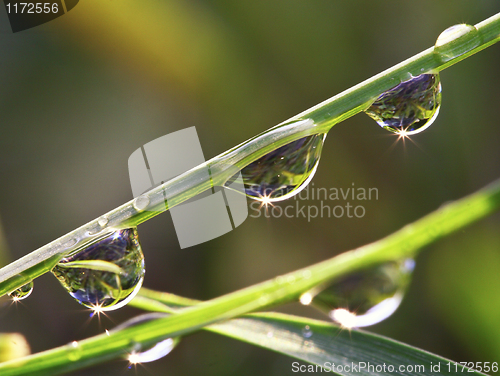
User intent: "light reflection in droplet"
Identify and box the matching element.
[226,132,326,202]
[51,228,145,311]
[330,293,403,328]
[9,281,34,302]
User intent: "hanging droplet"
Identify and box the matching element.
[364,74,442,135]
[129,338,176,365]
[302,259,415,328]
[302,325,313,338]
[112,313,179,365]
[434,24,481,63]
[8,281,34,301]
[51,228,145,311]
[227,134,326,201]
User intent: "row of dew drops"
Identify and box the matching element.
[7,24,480,365]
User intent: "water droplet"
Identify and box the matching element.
[98,217,109,227]
[299,292,313,305]
[258,294,270,306]
[8,281,34,301]
[229,134,326,201]
[133,195,150,211]
[435,24,481,63]
[67,341,82,361]
[88,217,110,235]
[267,331,274,338]
[51,228,145,311]
[113,313,179,365]
[128,338,176,364]
[302,325,313,338]
[305,259,415,328]
[365,74,442,135]
[62,238,78,249]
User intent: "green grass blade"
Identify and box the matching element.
[130,290,484,376]
[0,12,499,296]
[1,178,500,374]
[55,260,124,274]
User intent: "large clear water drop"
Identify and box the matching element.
[112,313,179,365]
[51,228,145,311]
[8,281,34,301]
[302,259,415,328]
[364,74,442,135]
[229,134,325,201]
[434,24,481,63]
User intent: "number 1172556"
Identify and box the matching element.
[447,362,498,373]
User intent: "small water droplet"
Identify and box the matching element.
[365,74,442,135]
[51,228,145,311]
[113,313,179,364]
[258,294,270,306]
[62,238,78,249]
[434,24,481,63]
[267,331,274,338]
[98,217,109,227]
[228,133,326,201]
[8,281,34,301]
[88,217,110,235]
[275,276,285,285]
[302,325,313,338]
[305,259,415,328]
[133,195,150,211]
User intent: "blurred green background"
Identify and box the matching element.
[1,1,500,375]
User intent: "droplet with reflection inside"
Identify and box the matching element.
[51,228,145,311]
[302,259,415,328]
[228,133,326,201]
[364,74,442,135]
[302,325,313,338]
[8,281,34,301]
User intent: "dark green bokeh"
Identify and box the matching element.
[0,1,499,375]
